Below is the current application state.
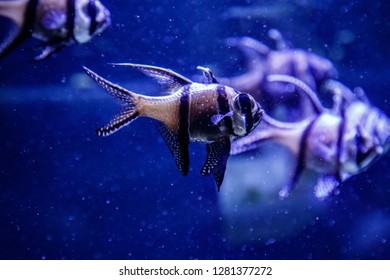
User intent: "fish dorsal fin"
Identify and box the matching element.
[196,66,219,84]
[200,137,231,191]
[111,63,192,94]
[156,122,190,176]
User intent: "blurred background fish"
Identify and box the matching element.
[0,0,111,61]
[219,30,338,120]
[231,75,390,199]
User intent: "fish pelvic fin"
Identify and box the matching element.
[201,137,231,191]
[110,63,192,94]
[83,66,140,136]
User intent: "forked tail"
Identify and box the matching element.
[83,66,140,136]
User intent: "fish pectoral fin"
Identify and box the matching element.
[201,137,231,191]
[111,63,192,94]
[156,123,190,176]
[314,175,340,200]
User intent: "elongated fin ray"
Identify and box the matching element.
[225,36,270,57]
[201,137,231,191]
[267,74,325,114]
[83,66,136,103]
[156,122,189,175]
[83,66,139,137]
[111,63,192,94]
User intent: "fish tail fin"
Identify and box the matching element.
[83,66,140,136]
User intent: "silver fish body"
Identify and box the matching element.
[83,64,263,190]
[0,0,111,60]
[231,75,390,199]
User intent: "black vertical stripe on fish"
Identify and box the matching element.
[216,86,234,134]
[354,109,370,166]
[25,0,39,32]
[87,0,98,35]
[335,113,346,183]
[238,94,254,134]
[285,118,318,194]
[66,0,76,41]
[176,86,191,175]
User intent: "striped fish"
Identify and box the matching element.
[231,74,390,199]
[83,64,263,190]
[0,0,111,61]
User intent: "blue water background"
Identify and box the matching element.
[0,0,390,259]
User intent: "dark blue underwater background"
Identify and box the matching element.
[0,0,390,259]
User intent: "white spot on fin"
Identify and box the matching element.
[314,175,339,200]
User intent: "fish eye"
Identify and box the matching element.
[234,93,252,113]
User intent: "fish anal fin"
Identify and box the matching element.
[201,137,231,191]
[156,122,190,176]
[156,122,177,157]
[111,63,192,94]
